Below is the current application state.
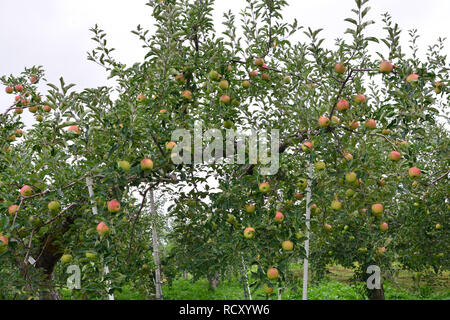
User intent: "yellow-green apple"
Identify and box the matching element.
[315,161,326,171]
[344,152,353,161]
[379,61,394,74]
[5,86,13,94]
[346,189,356,197]
[331,200,342,211]
[97,222,110,236]
[267,267,279,280]
[436,223,443,230]
[48,201,60,212]
[380,222,388,232]
[223,120,233,129]
[140,158,154,171]
[409,167,421,178]
[335,63,347,74]
[274,211,284,223]
[137,94,147,102]
[283,76,292,84]
[220,95,231,105]
[85,252,97,260]
[389,151,402,161]
[372,203,384,217]
[242,80,251,89]
[166,141,177,151]
[245,204,255,214]
[318,116,330,127]
[331,116,340,124]
[61,254,73,264]
[282,240,294,251]
[263,285,274,294]
[345,172,357,183]
[259,182,271,194]
[35,115,44,122]
[255,58,265,67]
[20,185,33,197]
[244,227,255,239]
[118,160,131,171]
[107,200,121,213]
[337,99,350,111]
[434,81,443,94]
[354,94,367,104]
[297,178,307,190]
[15,108,23,114]
[28,106,38,113]
[209,70,220,81]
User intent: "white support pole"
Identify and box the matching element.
[86,177,114,300]
[149,190,163,300]
[241,255,252,300]
[302,160,313,300]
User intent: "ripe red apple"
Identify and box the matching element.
[354,94,367,104]
[318,116,330,127]
[267,267,279,280]
[219,80,229,90]
[182,90,192,100]
[255,58,265,68]
[349,121,359,130]
[379,61,394,74]
[335,63,347,74]
[43,105,52,112]
[5,86,13,94]
[302,141,313,153]
[380,222,388,232]
[15,84,24,92]
[371,203,384,217]
[220,95,231,105]
[8,205,19,215]
[245,204,255,214]
[389,151,402,161]
[20,185,33,197]
[249,70,259,78]
[0,235,8,246]
[409,167,421,178]
[15,108,23,114]
[365,119,377,129]
[259,182,271,194]
[97,222,110,236]
[244,227,255,239]
[67,125,81,135]
[48,201,60,212]
[107,200,121,213]
[406,74,419,83]
[139,159,153,171]
[282,240,293,251]
[274,211,284,223]
[337,99,350,112]
[295,193,303,201]
[137,94,147,102]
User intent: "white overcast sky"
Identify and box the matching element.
[1,0,449,122]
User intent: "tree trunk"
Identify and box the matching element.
[149,190,163,300]
[208,272,220,291]
[368,285,385,300]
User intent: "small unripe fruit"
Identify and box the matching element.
[85,252,97,260]
[244,227,255,239]
[331,200,342,211]
[140,159,154,171]
[242,80,251,89]
[282,240,294,251]
[389,151,402,161]
[267,268,279,280]
[15,108,23,114]
[315,161,326,171]
[409,167,421,178]
[349,121,359,130]
[434,81,443,94]
[223,120,233,129]
[118,160,131,171]
[297,179,307,190]
[107,200,121,213]
[337,99,350,112]
[137,94,147,102]
[331,116,340,125]
[436,223,443,230]
[344,153,353,161]
[28,106,38,113]
[209,70,220,81]
[261,73,270,81]
[36,115,44,122]
[346,189,356,197]
[263,285,274,294]
[283,76,292,84]
[324,224,332,232]
[175,74,186,85]
[250,70,259,78]
[379,61,394,74]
